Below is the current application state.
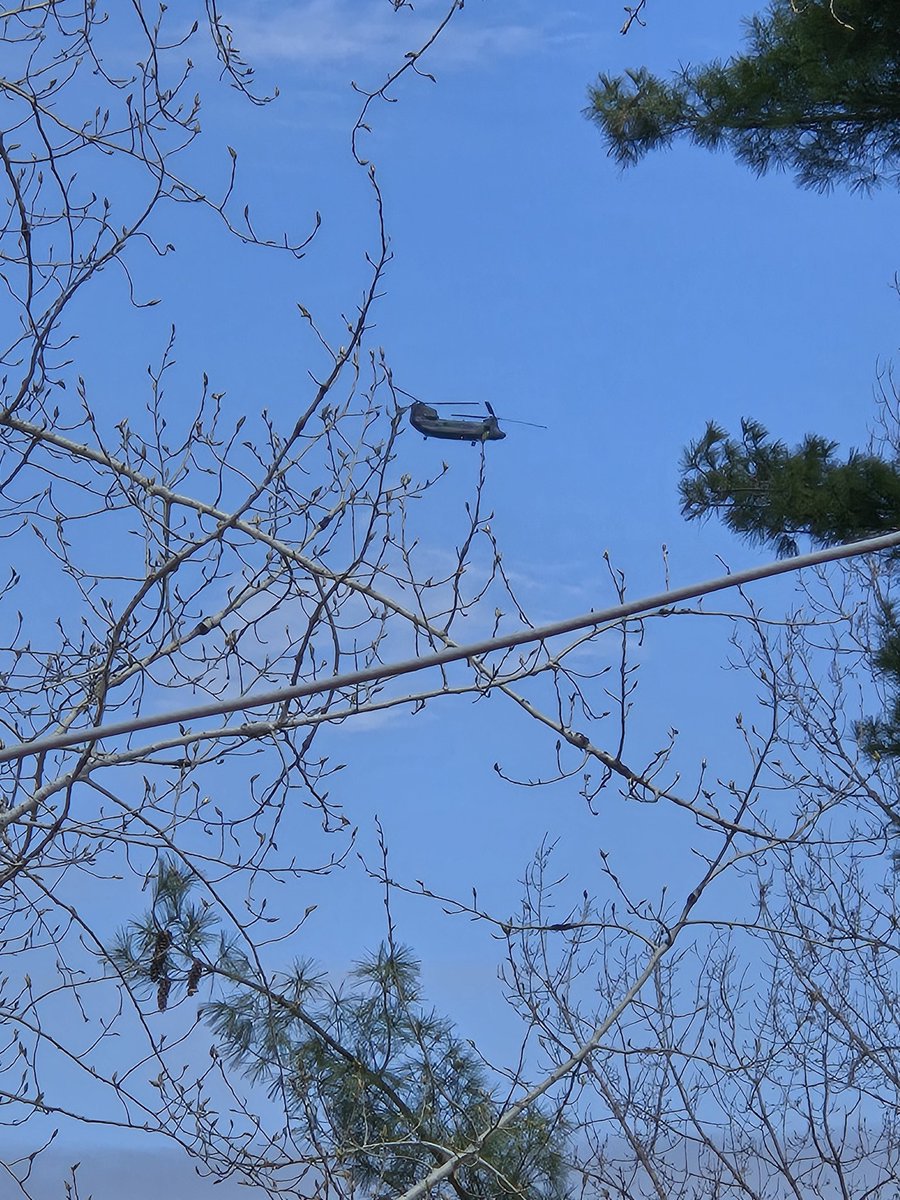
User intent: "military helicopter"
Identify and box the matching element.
[408,401,545,444]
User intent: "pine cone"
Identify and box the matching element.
[186,960,204,997]
[157,975,172,1012]
[149,929,172,982]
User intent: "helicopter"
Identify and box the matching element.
[408,401,545,444]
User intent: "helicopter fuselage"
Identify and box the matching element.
[409,402,506,443]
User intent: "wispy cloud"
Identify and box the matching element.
[232,0,581,72]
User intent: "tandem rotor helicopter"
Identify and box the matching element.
[408,400,546,444]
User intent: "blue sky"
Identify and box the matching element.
[14,1,900,1194]
[129,0,899,591]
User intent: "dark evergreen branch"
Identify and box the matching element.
[586,0,900,191]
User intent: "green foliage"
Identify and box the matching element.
[108,862,570,1200]
[679,417,900,777]
[206,943,569,1200]
[587,0,900,191]
[855,598,900,760]
[107,858,223,1010]
[680,418,900,556]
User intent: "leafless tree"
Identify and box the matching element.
[0,3,669,1195]
[2,5,899,1200]
[489,480,900,1198]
